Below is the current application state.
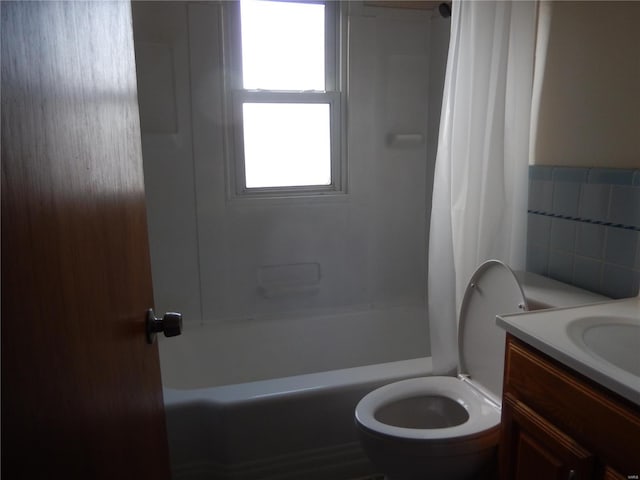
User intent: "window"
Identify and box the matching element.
[224,0,344,196]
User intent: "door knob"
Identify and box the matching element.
[146,309,182,344]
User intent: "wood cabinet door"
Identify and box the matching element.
[602,467,628,480]
[500,395,595,480]
[1,2,171,479]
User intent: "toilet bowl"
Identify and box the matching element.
[356,377,501,480]
[355,260,607,480]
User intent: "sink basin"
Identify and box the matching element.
[567,316,640,377]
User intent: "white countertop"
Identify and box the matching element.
[497,296,640,406]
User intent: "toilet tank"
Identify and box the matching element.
[515,271,609,311]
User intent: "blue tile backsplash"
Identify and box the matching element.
[527,165,640,299]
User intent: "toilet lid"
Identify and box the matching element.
[458,260,527,401]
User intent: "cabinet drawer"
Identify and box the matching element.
[503,335,640,474]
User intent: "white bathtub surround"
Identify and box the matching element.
[159,306,429,388]
[428,0,538,374]
[163,358,432,480]
[134,0,451,384]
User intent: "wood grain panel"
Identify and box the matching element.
[515,432,564,479]
[503,335,640,475]
[1,2,170,478]
[603,467,628,480]
[500,394,594,480]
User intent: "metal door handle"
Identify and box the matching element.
[146,309,182,344]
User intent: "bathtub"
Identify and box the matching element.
[162,357,433,480]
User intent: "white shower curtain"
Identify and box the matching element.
[428,0,538,374]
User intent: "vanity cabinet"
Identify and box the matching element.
[499,335,640,480]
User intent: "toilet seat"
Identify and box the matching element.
[457,260,527,402]
[355,376,500,441]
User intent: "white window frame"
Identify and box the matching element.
[222,0,346,198]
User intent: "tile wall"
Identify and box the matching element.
[527,166,640,299]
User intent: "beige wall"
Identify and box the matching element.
[531,1,640,168]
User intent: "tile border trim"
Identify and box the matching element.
[527,210,640,232]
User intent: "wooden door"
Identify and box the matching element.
[1,2,171,479]
[500,395,595,480]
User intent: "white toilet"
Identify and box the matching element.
[354,260,607,480]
